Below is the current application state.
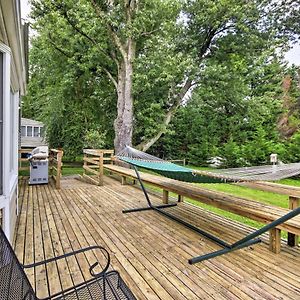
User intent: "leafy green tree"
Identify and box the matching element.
[30,0,181,153]
[23,32,115,157]
[26,0,300,157]
[134,0,300,151]
[152,49,288,167]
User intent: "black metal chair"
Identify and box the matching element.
[0,226,136,299]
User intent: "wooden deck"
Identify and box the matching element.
[14,176,300,300]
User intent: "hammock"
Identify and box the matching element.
[117,146,300,183]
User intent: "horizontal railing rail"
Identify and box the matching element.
[83,149,114,186]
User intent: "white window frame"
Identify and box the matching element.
[9,91,18,175]
[0,43,11,199]
[0,43,19,239]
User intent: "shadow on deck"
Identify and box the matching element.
[14,176,300,300]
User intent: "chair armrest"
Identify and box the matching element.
[22,245,110,277]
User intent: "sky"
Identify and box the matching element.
[20,1,300,66]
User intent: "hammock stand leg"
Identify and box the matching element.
[121,166,263,263]
[122,166,178,214]
[122,166,232,249]
[189,206,300,264]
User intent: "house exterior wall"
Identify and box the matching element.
[0,0,26,242]
[21,117,47,148]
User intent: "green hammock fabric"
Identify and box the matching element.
[117,146,300,183]
[119,157,225,183]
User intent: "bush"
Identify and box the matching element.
[84,129,107,149]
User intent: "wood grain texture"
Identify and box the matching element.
[14,176,300,300]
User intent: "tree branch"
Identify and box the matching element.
[136,79,193,151]
[53,4,120,80]
[63,10,97,45]
[91,0,127,60]
[48,34,72,57]
[103,67,118,90]
[199,27,218,59]
[141,29,159,37]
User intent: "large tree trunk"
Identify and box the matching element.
[91,0,137,154]
[113,40,135,154]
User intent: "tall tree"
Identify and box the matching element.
[31,0,180,153]
[29,0,300,154]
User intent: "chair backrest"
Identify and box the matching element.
[0,226,36,300]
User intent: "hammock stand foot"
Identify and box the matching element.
[123,203,177,214]
[188,238,262,264]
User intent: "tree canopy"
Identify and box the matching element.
[24,0,300,164]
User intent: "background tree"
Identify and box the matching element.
[29,0,181,153]
[24,0,300,161]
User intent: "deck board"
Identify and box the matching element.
[14,176,300,300]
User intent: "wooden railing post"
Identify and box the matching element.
[99,152,104,186]
[56,150,63,189]
[288,196,300,246]
[49,149,63,190]
[269,228,281,254]
[83,153,87,178]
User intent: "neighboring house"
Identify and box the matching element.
[0,0,27,241]
[21,117,47,148]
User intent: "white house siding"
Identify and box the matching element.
[0,0,26,242]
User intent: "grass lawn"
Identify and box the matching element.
[19,160,84,176]
[62,166,83,176]
[278,178,300,187]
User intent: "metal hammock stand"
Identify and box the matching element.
[118,147,300,264]
[0,226,136,300]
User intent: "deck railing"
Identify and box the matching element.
[49,149,63,189]
[83,149,114,186]
[18,148,33,172]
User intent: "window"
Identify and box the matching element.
[0,53,3,195]
[27,126,32,137]
[40,127,44,137]
[21,126,26,137]
[34,126,40,137]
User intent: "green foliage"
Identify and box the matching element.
[286,132,300,162]
[151,53,299,167]
[24,0,300,163]
[84,129,106,149]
